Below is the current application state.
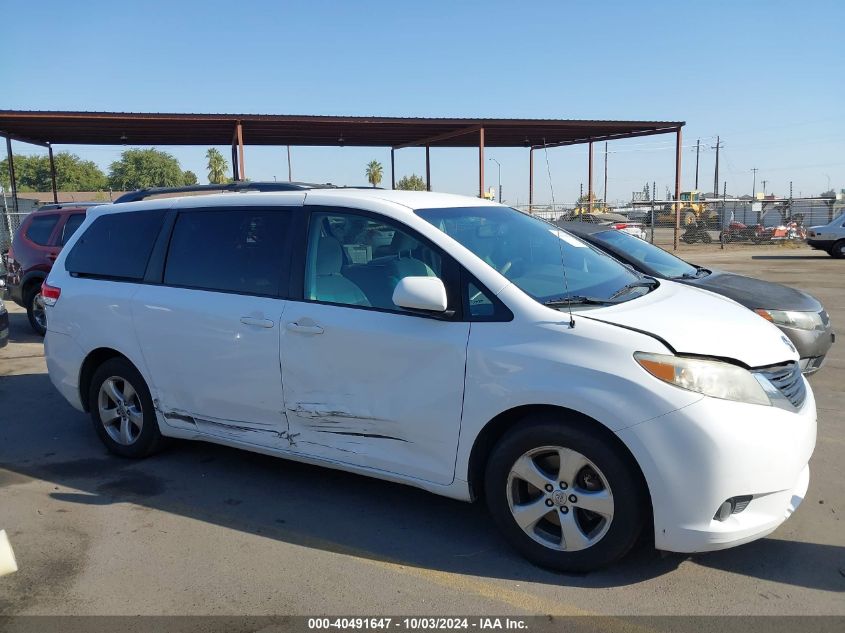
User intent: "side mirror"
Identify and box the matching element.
[392,276,448,313]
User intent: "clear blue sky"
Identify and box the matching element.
[2,0,843,203]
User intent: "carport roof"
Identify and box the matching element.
[0,110,683,149]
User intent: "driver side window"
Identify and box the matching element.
[304,211,443,312]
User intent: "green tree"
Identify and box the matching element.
[108,148,187,190]
[183,170,198,185]
[0,152,107,191]
[365,160,383,188]
[396,174,426,191]
[820,189,836,199]
[206,148,229,184]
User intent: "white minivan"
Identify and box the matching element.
[43,189,816,571]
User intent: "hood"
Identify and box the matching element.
[680,269,821,312]
[584,281,798,368]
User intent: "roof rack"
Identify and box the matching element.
[37,201,108,211]
[113,181,341,204]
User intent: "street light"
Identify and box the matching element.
[488,158,502,202]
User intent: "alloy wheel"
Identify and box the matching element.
[97,376,144,445]
[506,445,614,552]
[32,293,47,330]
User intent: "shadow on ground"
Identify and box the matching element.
[2,371,843,593]
[4,311,43,345]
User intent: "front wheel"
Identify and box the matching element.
[830,240,845,259]
[484,417,647,572]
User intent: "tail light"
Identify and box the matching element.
[613,223,628,229]
[41,281,61,306]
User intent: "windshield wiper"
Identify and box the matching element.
[679,266,710,280]
[609,278,658,299]
[543,295,616,307]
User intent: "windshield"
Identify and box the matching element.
[589,229,699,279]
[416,206,645,306]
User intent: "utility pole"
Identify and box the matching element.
[603,142,608,209]
[751,167,758,198]
[694,139,700,189]
[711,136,722,199]
[761,180,768,196]
[650,181,656,244]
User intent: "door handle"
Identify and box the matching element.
[240,316,275,328]
[285,321,324,335]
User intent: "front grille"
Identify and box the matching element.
[755,361,806,408]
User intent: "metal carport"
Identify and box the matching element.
[0,110,686,246]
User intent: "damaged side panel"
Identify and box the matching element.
[156,403,289,448]
[280,301,471,486]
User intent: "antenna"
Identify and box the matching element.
[543,138,574,328]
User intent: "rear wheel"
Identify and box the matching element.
[484,417,646,571]
[830,240,845,259]
[88,357,162,458]
[24,285,47,336]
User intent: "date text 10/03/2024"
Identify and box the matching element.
[307,618,528,630]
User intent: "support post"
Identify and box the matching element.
[674,127,683,251]
[528,148,534,210]
[48,144,58,203]
[231,142,239,181]
[236,121,246,181]
[390,148,395,189]
[425,145,431,191]
[478,127,485,198]
[603,141,608,209]
[5,136,18,214]
[588,141,594,213]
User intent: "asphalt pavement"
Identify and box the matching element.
[0,244,842,617]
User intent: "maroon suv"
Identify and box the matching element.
[3,203,101,334]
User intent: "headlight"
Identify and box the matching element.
[634,352,770,406]
[754,309,824,331]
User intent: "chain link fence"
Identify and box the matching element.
[1,195,40,275]
[519,197,843,249]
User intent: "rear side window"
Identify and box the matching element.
[66,209,165,280]
[25,214,60,245]
[164,208,291,296]
[60,213,86,245]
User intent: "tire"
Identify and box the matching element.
[24,285,47,336]
[88,357,162,458]
[484,416,647,572]
[683,211,695,226]
[702,232,712,244]
[830,240,845,259]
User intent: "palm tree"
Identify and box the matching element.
[206,148,229,184]
[365,160,383,188]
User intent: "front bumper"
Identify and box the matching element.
[617,384,816,553]
[806,238,834,251]
[777,323,835,375]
